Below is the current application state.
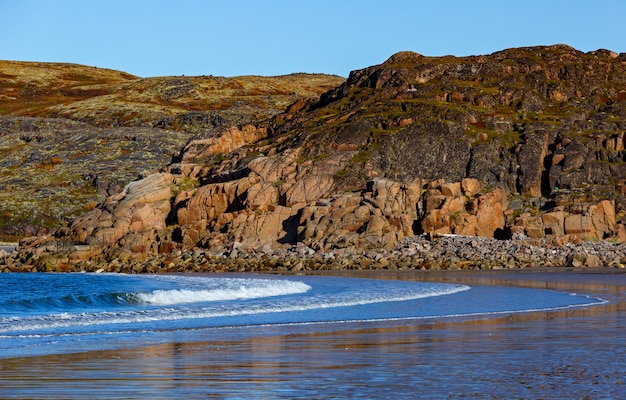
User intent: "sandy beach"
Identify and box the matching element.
[1,269,624,399]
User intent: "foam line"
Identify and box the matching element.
[134,280,312,305]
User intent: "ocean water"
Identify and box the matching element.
[0,272,602,360]
[0,271,622,399]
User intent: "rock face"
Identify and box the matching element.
[69,173,173,247]
[0,61,344,239]
[6,45,626,269]
[0,116,191,240]
[176,125,269,163]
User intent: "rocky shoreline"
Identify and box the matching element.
[3,46,626,275]
[2,234,625,273]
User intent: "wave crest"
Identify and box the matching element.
[134,280,312,305]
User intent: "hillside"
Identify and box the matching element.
[0,60,344,127]
[4,45,626,272]
[162,45,626,249]
[0,61,344,239]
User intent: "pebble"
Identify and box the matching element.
[2,234,626,273]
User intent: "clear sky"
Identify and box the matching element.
[2,0,625,78]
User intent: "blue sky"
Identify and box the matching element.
[2,0,626,78]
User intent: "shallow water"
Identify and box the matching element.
[0,270,624,399]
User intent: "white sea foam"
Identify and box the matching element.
[134,280,312,305]
[0,283,471,334]
[1,274,613,361]
[1,275,606,341]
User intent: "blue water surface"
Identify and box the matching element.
[0,272,604,359]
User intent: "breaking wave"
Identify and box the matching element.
[133,279,312,305]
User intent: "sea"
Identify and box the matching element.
[0,271,624,399]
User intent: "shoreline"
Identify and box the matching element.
[281,268,625,312]
[2,234,626,273]
[2,269,624,399]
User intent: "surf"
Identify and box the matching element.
[0,273,606,359]
[132,277,312,305]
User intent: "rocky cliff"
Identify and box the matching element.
[0,60,343,239]
[4,45,626,271]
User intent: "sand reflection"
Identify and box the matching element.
[1,270,624,399]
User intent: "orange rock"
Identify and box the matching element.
[179,125,268,162]
[245,182,278,210]
[158,241,180,254]
[421,209,451,233]
[541,210,565,225]
[551,153,565,165]
[446,197,466,215]
[564,214,596,238]
[475,188,506,237]
[615,224,626,243]
[452,213,478,236]
[440,182,461,197]
[228,206,297,247]
[425,195,447,212]
[399,117,413,127]
[285,174,334,206]
[525,224,544,239]
[461,178,481,197]
[70,173,173,250]
[591,200,616,237]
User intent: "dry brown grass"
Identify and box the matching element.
[0,60,344,125]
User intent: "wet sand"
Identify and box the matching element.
[1,269,624,399]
